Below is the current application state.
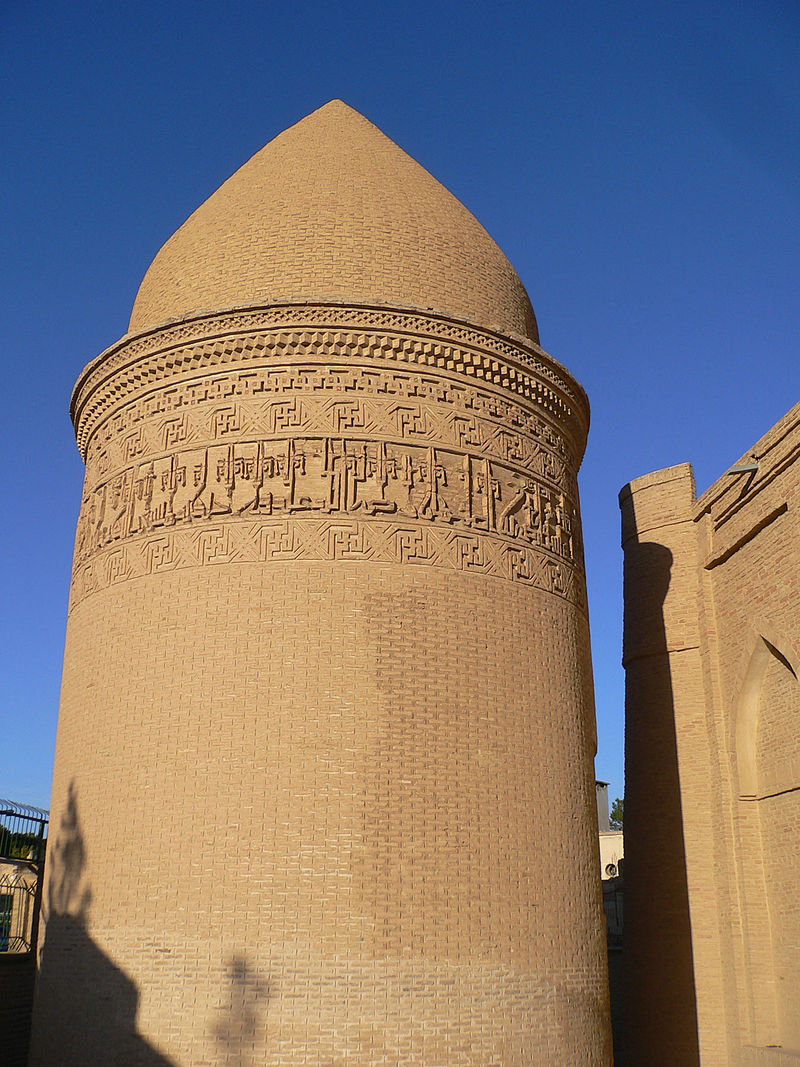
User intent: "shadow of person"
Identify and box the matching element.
[212,955,270,1067]
[29,783,175,1066]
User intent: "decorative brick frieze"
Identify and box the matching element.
[71,304,589,462]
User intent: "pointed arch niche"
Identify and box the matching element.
[734,627,800,1051]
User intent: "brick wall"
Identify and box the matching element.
[33,307,609,1064]
[621,403,800,1065]
[33,103,612,1064]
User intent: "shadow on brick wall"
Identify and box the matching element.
[212,955,271,1067]
[621,542,700,1067]
[28,783,176,1066]
[30,786,274,1065]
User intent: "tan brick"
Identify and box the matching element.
[621,404,800,1065]
[31,102,611,1066]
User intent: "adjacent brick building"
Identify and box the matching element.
[31,102,612,1064]
[621,404,800,1066]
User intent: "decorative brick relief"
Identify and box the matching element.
[72,434,583,609]
[70,517,583,612]
[70,308,590,608]
[72,306,588,460]
[75,303,584,409]
[86,376,572,487]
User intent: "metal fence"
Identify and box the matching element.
[0,873,38,953]
[0,801,48,867]
[0,800,49,955]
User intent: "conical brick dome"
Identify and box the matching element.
[129,100,539,343]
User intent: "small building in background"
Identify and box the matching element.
[595,780,624,879]
[596,781,624,945]
[596,780,623,1061]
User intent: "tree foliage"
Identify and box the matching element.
[609,797,623,830]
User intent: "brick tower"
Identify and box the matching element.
[32,102,611,1065]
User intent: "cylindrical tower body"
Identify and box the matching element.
[32,102,610,1065]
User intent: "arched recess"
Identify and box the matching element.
[733,625,800,1050]
[734,625,800,801]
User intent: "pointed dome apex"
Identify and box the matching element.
[129,103,539,343]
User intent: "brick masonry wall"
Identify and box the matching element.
[621,403,800,1066]
[620,465,709,1067]
[31,303,611,1065]
[696,404,800,1058]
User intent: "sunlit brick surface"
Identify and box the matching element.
[621,405,800,1066]
[129,101,538,345]
[32,103,610,1065]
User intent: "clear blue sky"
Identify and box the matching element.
[2,1,798,810]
